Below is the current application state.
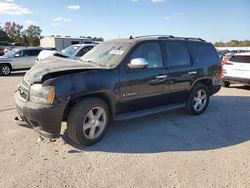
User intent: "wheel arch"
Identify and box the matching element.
[0,63,12,70]
[191,78,213,95]
[63,92,116,121]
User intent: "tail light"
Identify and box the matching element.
[220,62,223,79]
[223,61,233,65]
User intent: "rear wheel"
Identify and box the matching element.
[0,64,11,76]
[186,84,210,115]
[67,98,110,146]
[222,81,230,88]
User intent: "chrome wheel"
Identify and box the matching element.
[192,89,207,112]
[1,65,11,75]
[82,107,107,139]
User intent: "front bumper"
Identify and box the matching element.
[14,92,67,138]
[222,76,250,85]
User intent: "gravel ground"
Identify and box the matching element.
[0,72,250,188]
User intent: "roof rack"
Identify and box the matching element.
[132,35,206,42]
[168,37,206,42]
[134,35,174,39]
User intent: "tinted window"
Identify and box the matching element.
[229,56,250,63]
[77,46,93,57]
[188,42,219,65]
[30,50,42,56]
[130,42,163,68]
[164,42,190,66]
[15,50,31,57]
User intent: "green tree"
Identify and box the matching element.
[24,25,42,46]
[0,24,11,42]
[3,22,23,42]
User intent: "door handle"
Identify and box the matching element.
[156,75,167,79]
[188,71,197,75]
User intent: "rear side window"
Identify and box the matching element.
[164,42,190,67]
[30,50,42,56]
[187,42,219,65]
[229,56,250,63]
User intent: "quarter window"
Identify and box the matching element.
[164,42,190,66]
[129,42,163,68]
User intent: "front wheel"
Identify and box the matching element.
[67,97,110,146]
[186,84,210,115]
[0,64,11,76]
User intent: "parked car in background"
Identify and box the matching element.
[0,48,4,56]
[15,35,221,146]
[222,52,250,87]
[36,44,96,62]
[0,47,43,76]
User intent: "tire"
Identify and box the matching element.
[222,81,230,88]
[186,83,210,115]
[67,97,110,146]
[0,64,11,76]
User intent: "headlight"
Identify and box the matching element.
[30,84,55,104]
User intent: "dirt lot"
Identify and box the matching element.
[0,72,249,188]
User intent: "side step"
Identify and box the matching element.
[114,103,185,121]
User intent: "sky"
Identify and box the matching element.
[0,0,249,42]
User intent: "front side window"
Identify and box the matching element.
[15,50,31,57]
[77,46,94,57]
[164,42,190,67]
[62,45,81,56]
[129,42,163,68]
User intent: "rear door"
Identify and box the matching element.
[28,49,42,67]
[225,55,250,78]
[163,41,195,102]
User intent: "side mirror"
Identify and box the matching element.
[14,53,20,58]
[127,58,148,70]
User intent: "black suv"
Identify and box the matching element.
[15,35,221,146]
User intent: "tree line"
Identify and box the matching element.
[214,40,250,47]
[0,22,42,46]
[0,21,104,47]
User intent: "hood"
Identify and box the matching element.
[25,56,102,83]
[0,57,11,62]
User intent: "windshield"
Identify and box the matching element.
[3,48,20,58]
[62,45,80,56]
[80,41,131,68]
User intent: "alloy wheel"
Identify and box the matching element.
[82,107,107,139]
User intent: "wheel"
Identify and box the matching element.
[0,64,11,76]
[186,83,210,115]
[67,97,110,146]
[222,81,230,88]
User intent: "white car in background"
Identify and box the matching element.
[37,44,96,62]
[0,47,43,76]
[222,52,250,87]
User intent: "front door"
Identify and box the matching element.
[118,41,169,114]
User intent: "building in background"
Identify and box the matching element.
[40,36,95,50]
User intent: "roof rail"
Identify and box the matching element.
[133,35,206,42]
[168,37,206,42]
[134,35,174,39]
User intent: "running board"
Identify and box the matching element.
[114,103,185,121]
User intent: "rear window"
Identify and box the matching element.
[187,42,219,65]
[229,56,250,63]
[164,42,190,66]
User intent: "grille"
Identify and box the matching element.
[18,80,30,100]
